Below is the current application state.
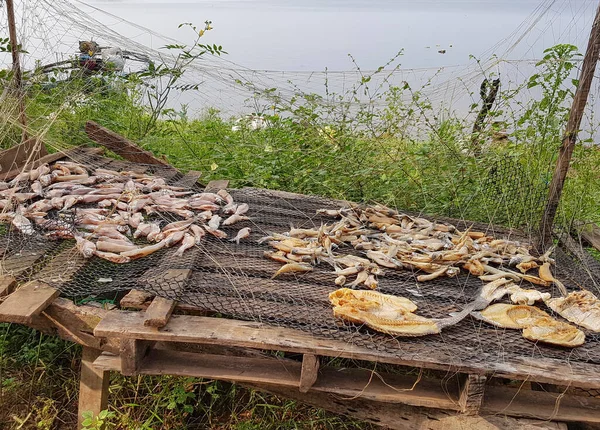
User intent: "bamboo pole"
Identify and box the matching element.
[538,2,600,249]
[5,0,28,142]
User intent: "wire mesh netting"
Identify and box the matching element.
[1,150,599,378]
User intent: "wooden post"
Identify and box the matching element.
[5,0,27,142]
[78,347,110,429]
[539,2,600,248]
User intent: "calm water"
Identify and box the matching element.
[88,0,596,71]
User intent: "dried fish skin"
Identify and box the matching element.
[522,317,585,347]
[271,262,313,279]
[328,289,439,336]
[545,291,600,332]
[472,303,550,329]
[329,288,418,314]
[508,287,551,305]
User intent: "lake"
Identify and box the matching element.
[5,0,600,118]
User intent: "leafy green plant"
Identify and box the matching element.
[81,409,116,430]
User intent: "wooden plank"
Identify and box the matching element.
[0,245,54,277]
[120,289,154,309]
[119,339,152,376]
[144,297,176,328]
[0,281,59,324]
[204,179,229,192]
[78,347,110,429]
[41,298,119,354]
[0,146,103,181]
[93,348,460,410]
[120,289,208,315]
[94,311,600,389]
[0,274,17,297]
[481,383,600,423]
[172,170,202,188]
[299,354,319,393]
[244,382,568,430]
[458,374,486,415]
[85,121,171,166]
[0,137,47,176]
[578,222,600,252]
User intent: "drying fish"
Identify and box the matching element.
[96,240,139,254]
[472,303,584,348]
[545,290,600,332]
[121,240,167,260]
[222,202,238,215]
[208,215,222,230]
[335,275,347,286]
[230,227,251,245]
[222,213,250,226]
[329,288,472,336]
[164,230,185,247]
[508,287,551,305]
[522,317,584,348]
[264,250,293,264]
[175,233,196,257]
[204,225,228,239]
[271,262,313,279]
[12,213,34,235]
[94,250,130,264]
[472,303,552,329]
[189,224,206,244]
[539,262,567,296]
[217,189,234,205]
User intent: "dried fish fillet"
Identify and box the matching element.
[329,288,472,337]
[471,303,584,348]
[545,290,600,332]
[522,317,585,347]
[472,303,550,329]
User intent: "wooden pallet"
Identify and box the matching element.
[1,138,599,429]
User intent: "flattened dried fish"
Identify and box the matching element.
[230,227,251,245]
[271,262,313,279]
[545,291,600,332]
[175,233,196,257]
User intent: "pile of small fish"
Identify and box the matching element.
[262,204,562,293]
[263,204,600,346]
[0,161,251,263]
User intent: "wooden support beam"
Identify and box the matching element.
[119,339,152,376]
[577,222,600,252]
[0,146,104,181]
[120,289,154,309]
[299,354,319,393]
[0,281,59,324]
[204,179,229,192]
[0,274,17,297]
[120,289,208,315]
[0,138,47,176]
[458,374,486,415]
[93,348,460,410]
[539,3,600,248]
[78,347,110,429]
[94,311,600,389]
[245,382,569,430]
[144,297,176,328]
[172,170,202,188]
[85,121,171,166]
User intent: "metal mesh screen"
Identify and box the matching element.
[2,151,599,375]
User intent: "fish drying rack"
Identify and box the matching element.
[1,127,600,429]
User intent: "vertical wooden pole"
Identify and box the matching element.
[78,347,110,429]
[5,0,28,142]
[539,2,600,248]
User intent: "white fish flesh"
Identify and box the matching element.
[230,227,251,245]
